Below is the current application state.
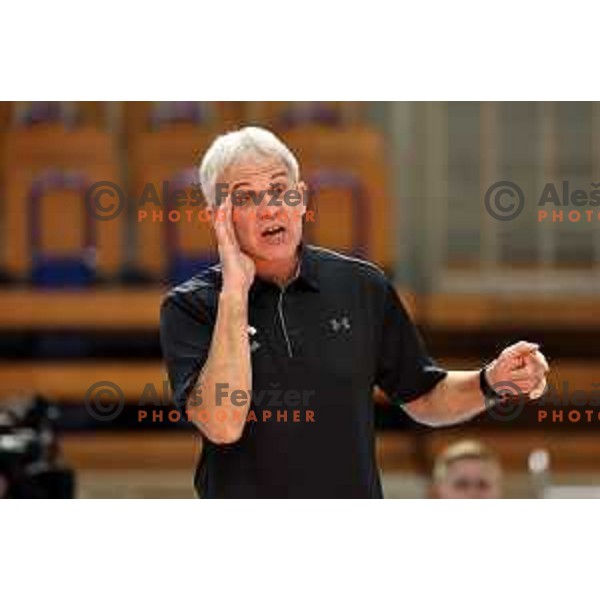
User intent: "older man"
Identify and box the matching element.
[159,126,549,498]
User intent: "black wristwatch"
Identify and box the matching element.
[479,365,504,404]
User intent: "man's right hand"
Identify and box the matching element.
[213,195,255,295]
[187,196,254,444]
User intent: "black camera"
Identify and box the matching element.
[0,395,75,499]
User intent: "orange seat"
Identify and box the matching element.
[303,169,369,258]
[10,101,109,129]
[129,128,219,279]
[283,126,393,269]
[1,126,123,282]
[246,102,364,128]
[123,101,243,138]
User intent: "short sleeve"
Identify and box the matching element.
[159,293,214,418]
[375,281,447,405]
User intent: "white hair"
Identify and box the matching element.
[198,126,300,206]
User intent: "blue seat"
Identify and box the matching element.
[29,170,97,288]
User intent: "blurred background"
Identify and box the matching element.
[0,100,598,498]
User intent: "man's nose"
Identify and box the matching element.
[256,193,283,220]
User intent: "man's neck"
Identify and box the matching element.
[254,252,300,289]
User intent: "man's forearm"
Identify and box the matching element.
[403,371,486,427]
[187,290,252,443]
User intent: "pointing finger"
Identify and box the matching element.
[528,350,549,373]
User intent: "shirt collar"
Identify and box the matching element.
[248,241,320,297]
[295,242,320,292]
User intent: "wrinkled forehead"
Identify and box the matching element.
[220,157,291,188]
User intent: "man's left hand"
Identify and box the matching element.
[486,341,550,400]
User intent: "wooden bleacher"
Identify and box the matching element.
[377,430,600,473]
[422,293,600,329]
[63,432,201,471]
[1,289,600,329]
[0,288,164,330]
[59,430,600,475]
[0,359,597,403]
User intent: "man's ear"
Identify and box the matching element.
[206,204,215,226]
[297,180,308,216]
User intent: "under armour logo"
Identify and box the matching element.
[329,316,351,333]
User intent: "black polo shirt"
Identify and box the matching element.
[159,244,447,498]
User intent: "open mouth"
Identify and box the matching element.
[261,225,286,242]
